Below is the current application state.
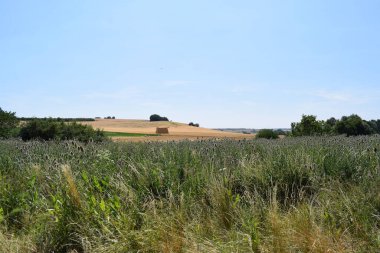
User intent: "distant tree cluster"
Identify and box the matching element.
[150,114,169,122]
[256,129,279,139]
[291,114,380,136]
[19,120,106,142]
[188,122,199,127]
[0,107,107,142]
[19,117,95,122]
[274,129,287,135]
[104,116,116,119]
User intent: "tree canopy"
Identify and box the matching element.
[149,114,169,122]
[291,114,380,136]
[19,120,106,142]
[256,129,279,139]
[335,114,372,136]
[0,107,19,138]
[291,115,324,136]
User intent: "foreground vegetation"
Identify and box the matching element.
[1,136,380,252]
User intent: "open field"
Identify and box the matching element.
[80,119,255,141]
[104,131,158,138]
[1,136,380,252]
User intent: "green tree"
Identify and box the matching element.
[0,107,19,138]
[323,117,337,134]
[291,115,324,136]
[365,120,379,134]
[335,114,371,136]
[149,114,169,121]
[256,129,279,139]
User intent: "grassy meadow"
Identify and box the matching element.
[0,136,380,252]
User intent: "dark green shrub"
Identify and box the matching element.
[19,119,106,142]
[274,129,287,135]
[336,114,372,136]
[149,114,169,121]
[256,129,279,139]
[189,122,199,127]
[0,107,19,138]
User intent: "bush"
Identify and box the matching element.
[256,129,279,139]
[0,107,19,138]
[150,114,169,122]
[19,120,106,142]
[189,122,200,127]
[274,129,287,135]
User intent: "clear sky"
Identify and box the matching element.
[1,1,379,128]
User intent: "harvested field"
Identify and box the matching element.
[80,119,255,141]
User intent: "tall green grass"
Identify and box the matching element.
[0,136,379,252]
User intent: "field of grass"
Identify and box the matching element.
[104,131,159,137]
[1,136,380,252]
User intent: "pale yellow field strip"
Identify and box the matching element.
[80,119,255,141]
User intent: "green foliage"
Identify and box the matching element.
[0,107,19,138]
[274,129,287,135]
[188,122,200,127]
[19,117,95,122]
[0,137,380,251]
[255,129,279,139]
[292,114,380,136]
[291,115,324,136]
[19,119,107,142]
[367,119,380,133]
[336,114,372,136]
[149,114,169,121]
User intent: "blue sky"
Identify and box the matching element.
[1,0,379,128]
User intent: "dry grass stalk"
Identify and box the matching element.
[62,164,82,209]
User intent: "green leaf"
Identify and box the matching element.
[99,199,106,212]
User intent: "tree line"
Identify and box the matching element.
[291,114,380,136]
[2,107,379,141]
[19,117,95,122]
[0,108,106,142]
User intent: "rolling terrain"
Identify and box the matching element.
[80,119,255,141]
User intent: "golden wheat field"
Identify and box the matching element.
[80,119,255,141]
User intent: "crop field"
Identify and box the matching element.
[0,136,380,252]
[104,132,159,138]
[81,119,255,142]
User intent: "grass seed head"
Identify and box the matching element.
[62,164,82,209]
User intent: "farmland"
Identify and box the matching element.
[104,131,158,138]
[80,119,255,141]
[1,136,380,252]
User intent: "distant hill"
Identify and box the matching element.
[80,119,256,141]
